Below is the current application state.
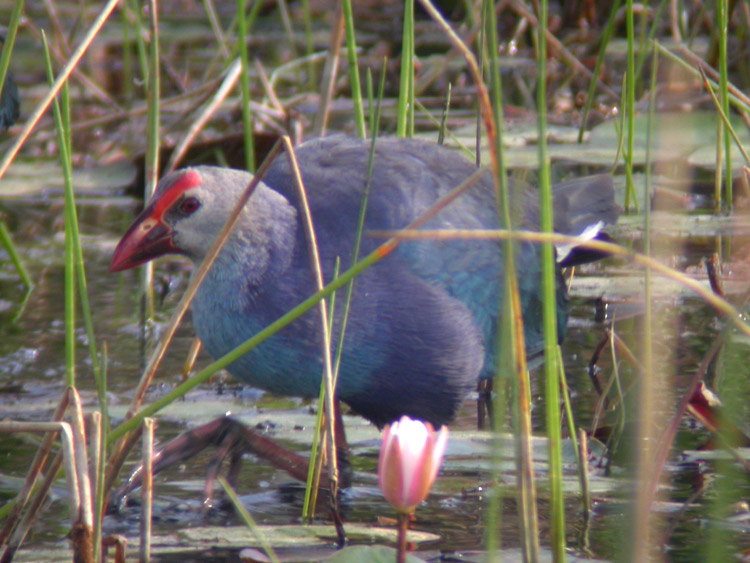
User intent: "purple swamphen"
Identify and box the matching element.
[110,136,617,492]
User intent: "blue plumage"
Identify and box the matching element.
[112,136,617,427]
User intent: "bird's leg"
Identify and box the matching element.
[329,400,350,547]
[202,421,249,508]
[214,402,352,499]
[223,445,245,497]
[111,417,324,508]
[111,417,242,506]
[477,379,494,430]
[333,399,352,487]
[111,408,355,511]
[587,330,611,414]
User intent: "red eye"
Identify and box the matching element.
[179,196,200,215]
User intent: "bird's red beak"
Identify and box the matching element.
[110,209,176,272]
[111,169,203,273]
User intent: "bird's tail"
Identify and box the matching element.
[551,174,619,268]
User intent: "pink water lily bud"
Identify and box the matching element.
[378,415,449,514]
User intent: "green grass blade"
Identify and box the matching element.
[301,0,316,88]
[127,0,149,85]
[396,0,414,137]
[557,346,581,494]
[632,42,658,561]
[633,0,668,85]
[700,67,750,166]
[43,32,103,397]
[218,477,280,563]
[438,82,451,145]
[238,0,256,172]
[0,221,31,290]
[480,0,539,558]
[302,258,340,522]
[342,0,365,138]
[121,7,134,103]
[138,0,162,323]
[202,0,231,60]
[624,0,638,212]
[42,34,75,388]
[717,0,732,209]
[577,0,622,143]
[328,65,387,390]
[651,42,750,115]
[536,1,565,558]
[93,346,109,563]
[303,64,388,521]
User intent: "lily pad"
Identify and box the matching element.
[0,160,137,197]
[179,523,439,548]
[587,111,750,167]
[609,211,750,238]
[415,121,591,170]
[325,545,425,562]
[570,273,709,301]
[688,142,750,173]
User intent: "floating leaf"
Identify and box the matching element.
[0,160,137,197]
[179,523,439,548]
[325,545,426,562]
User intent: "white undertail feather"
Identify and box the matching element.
[554,220,604,264]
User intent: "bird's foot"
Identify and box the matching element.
[110,414,352,510]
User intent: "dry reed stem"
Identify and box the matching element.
[68,388,94,562]
[0,453,64,563]
[312,3,345,136]
[140,418,155,563]
[0,392,69,545]
[0,0,121,181]
[0,422,80,561]
[164,58,243,172]
[508,0,618,99]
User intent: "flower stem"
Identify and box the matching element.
[397,512,410,563]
